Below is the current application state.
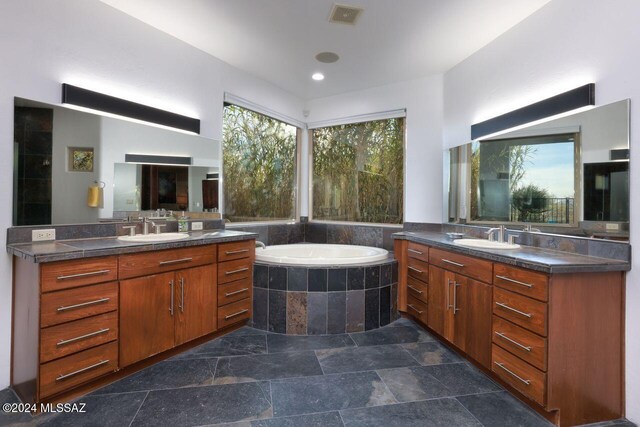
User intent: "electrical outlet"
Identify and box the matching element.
[606,223,620,231]
[191,222,203,231]
[32,229,56,241]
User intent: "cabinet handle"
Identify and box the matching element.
[442,259,464,268]
[494,362,531,385]
[56,360,109,381]
[495,302,532,318]
[225,249,249,255]
[225,267,249,275]
[169,280,174,316]
[57,328,110,346]
[446,279,453,310]
[408,248,423,255]
[407,285,423,294]
[179,277,185,313]
[495,332,532,352]
[453,282,460,314]
[408,266,423,274]
[496,275,533,288]
[407,304,423,314]
[56,270,110,281]
[159,257,193,266]
[57,297,110,312]
[225,309,249,320]
[225,288,249,297]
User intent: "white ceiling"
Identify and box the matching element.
[99,0,552,100]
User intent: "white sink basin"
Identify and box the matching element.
[453,238,521,250]
[118,232,190,243]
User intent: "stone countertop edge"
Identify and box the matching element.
[6,230,259,263]
[393,231,630,274]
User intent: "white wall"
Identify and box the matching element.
[443,0,640,421]
[305,75,444,223]
[0,0,304,389]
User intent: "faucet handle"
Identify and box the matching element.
[508,234,518,245]
[122,225,137,236]
[153,224,167,234]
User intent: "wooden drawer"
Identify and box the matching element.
[492,344,546,406]
[119,246,216,279]
[218,298,251,329]
[407,294,428,324]
[40,312,118,363]
[494,288,547,336]
[41,256,118,293]
[218,258,252,284]
[407,242,429,263]
[407,276,428,303]
[408,257,429,283]
[218,277,253,306]
[41,282,118,327]
[429,248,492,283]
[494,264,548,302]
[40,341,118,398]
[492,315,547,371]
[218,240,254,263]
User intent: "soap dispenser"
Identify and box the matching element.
[178,211,189,232]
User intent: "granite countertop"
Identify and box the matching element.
[7,229,258,263]
[393,231,630,274]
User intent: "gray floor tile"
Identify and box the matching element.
[251,411,343,427]
[387,318,419,329]
[225,327,274,337]
[376,366,453,402]
[271,371,395,417]
[267,334,355,353]
[0,388,36,426]
[172,335,267,359]
[316,344,419,374]
[214,351,323,383]
[349,325,434,346]
[457,391,552,427]
[422,363,501,395]
[339,397,482,427]
[402,341,463,365]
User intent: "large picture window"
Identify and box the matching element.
[312,117,404,224]
[222,104,298,222]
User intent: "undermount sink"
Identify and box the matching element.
[118,232,190,243]
[452,238,521,250]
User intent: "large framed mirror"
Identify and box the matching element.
[446,99,629,240]
[13,98,221,226]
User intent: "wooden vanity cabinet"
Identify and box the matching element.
[217,240,254,329]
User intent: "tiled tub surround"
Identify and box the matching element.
[252,258,399,334]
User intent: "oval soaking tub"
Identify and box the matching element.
[255,243,389,265]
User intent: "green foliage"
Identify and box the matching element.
[511,184,550,222]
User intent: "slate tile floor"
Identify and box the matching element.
[1,318,636,427]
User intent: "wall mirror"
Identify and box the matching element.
[446,99,629,239]
[13,97,220,226]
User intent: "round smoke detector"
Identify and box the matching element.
[315,52,340,63]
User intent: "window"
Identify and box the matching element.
[222,104,298,222]
[312,117,404,224]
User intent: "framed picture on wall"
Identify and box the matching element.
[68,147,94,172]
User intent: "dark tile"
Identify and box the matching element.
[254,265,269,289]
[380,263,392,286]
[388,317,418,328]
[364,289,379,330]
[377,366,454,402]
[532,234,588,255]
[93,359,216,394]
[346,290,365,332]
[271,371,395,417]
[286,292,307,335]
[347,267,364,290]
[365,266,380,289]
[131,382,272,426]
[382,228,397,251]
[287,268,307,291]
[268,225,291,246]
[328,268,347,291]
[226,326,273,337]
[252,288,269,330]
[458,391,552,427]
[316,344,419,374]
[305,223,327,243]
[379,285,391,326]
[0,388,35,425]
[40,392,147,427]
[172,335,267,360]
[308,269,328,292]
[251,411,343,427]
[402,341,463,365]
[339,397,482,427]
[327,224,354,245]
[351,325,433,347]
[267,334,355,353]
[268,290,287,334]
[269,267,287,291]
[214,351,323,383]
[351,226,383,247]
[588,240,631,262]
[391,283,399,321]
[422,363,501,395]
[327,291,347,334]
[392,263,398,283]
[307,292,328,335]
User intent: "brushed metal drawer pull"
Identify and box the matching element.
[57,297,110,312]
[225,267,249,275]
[159,257,193,266]
[225,249,249,255]
[407,285,423,294]
[495,332,532,352]
[407,304,423,314]
[56,270,110,281]
[442,259,464,268]
[408,266,423,274]
[496,302,533,318]
[408,248,423,255]
[225,288,249,297]
[225,309,249,320]
[57,328,110,346]
[56,359,109,381]
[494,362,531,385]
[496,275,533,288]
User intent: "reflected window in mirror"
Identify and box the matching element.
[584,162,629,221]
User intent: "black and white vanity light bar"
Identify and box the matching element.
[471,83,595,140]
[125,154,192,165]
[62,83,200,134]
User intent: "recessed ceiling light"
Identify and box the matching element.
[312,73,325,81]
[315,52,340,64]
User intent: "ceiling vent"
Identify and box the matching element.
[329,4,363,25]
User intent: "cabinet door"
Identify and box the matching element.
[175,264,217,346]
[450,274,468,351]
[120,272,175,367]
[427,266,448,337]
[457,275,492,369]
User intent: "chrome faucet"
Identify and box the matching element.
[523,224,541,232]
[256,241,266,249]
[140,217,156,235]
[485,225,506,242]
